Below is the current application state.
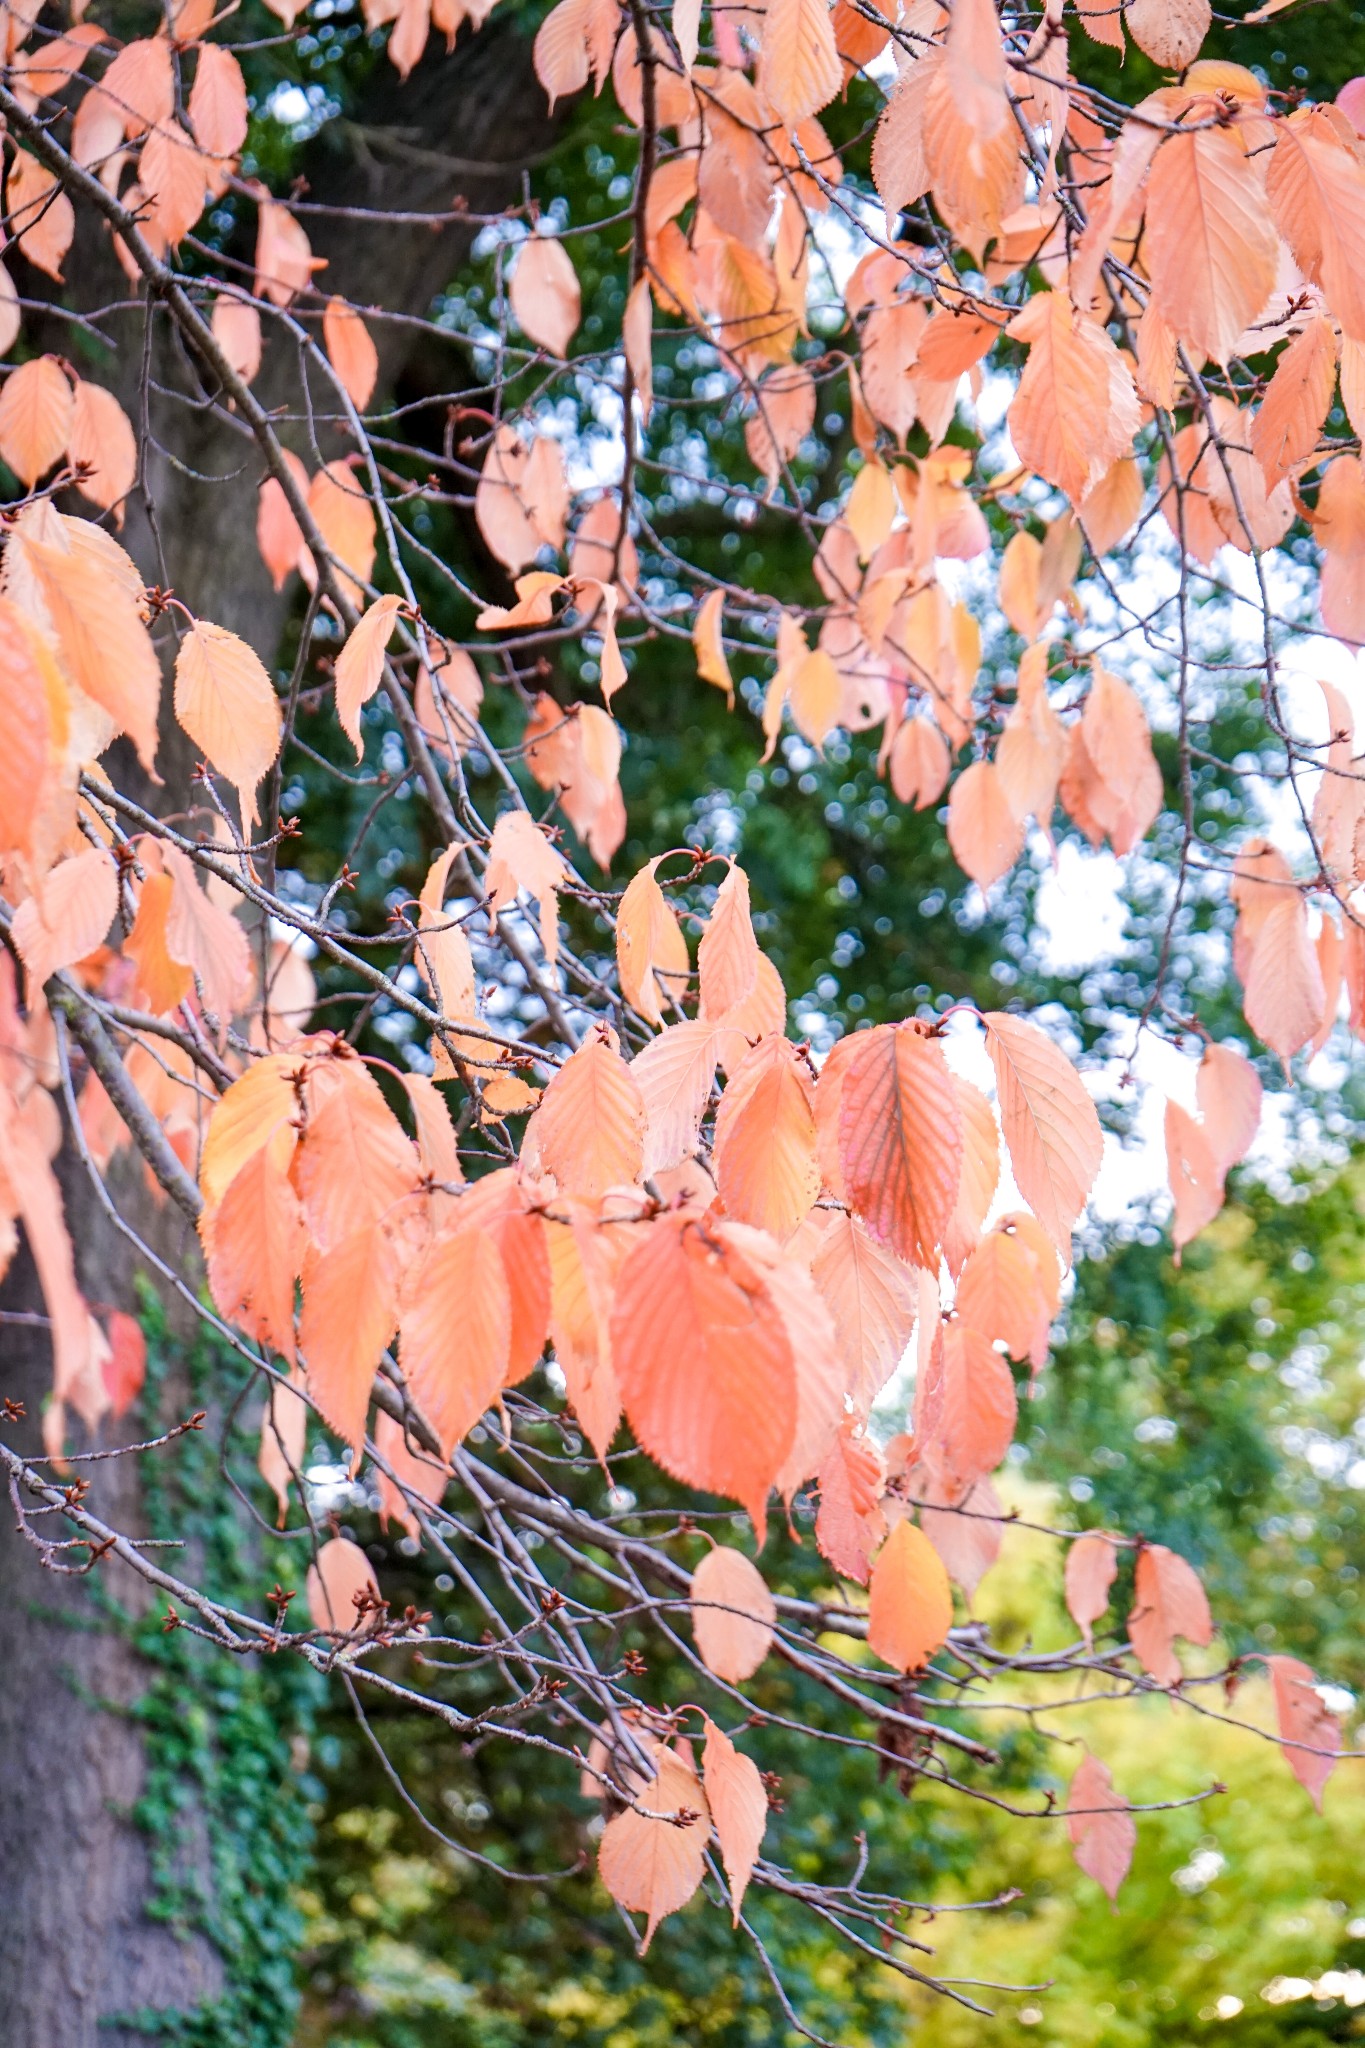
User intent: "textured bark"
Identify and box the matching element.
[0,22,560,2043]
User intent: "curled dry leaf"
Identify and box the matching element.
[690,1543,777,1683]
[616,857,689,1025]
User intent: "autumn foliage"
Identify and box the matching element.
[0,0,1359,2018]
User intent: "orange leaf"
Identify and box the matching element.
[983,1011,1103,1260]
[837,1023,963,1267]
[1007,292,1139,504]
[943,1072,1000,1276]
[291,1055,421,1253]
[323,297,379,411]
[1067,1752,1135,1901]
[399,1223,510,1454]
[611,1213,797,1531]
[803,1207,916,1416]
[934,1317,1017,1490]
[694,588,734,707]
[866,1517,954,1673]
[299,1224,404,1459]
[174,619,283,831]
[125,869,194,1015]
[204,1142,305,1366]
[955,1228,1051,1359]
[690,1543,777,1682]
[702,1717,768,1923]
[259,1366,308,1525]
[598,1747,709,1953]
[546,1204,624,1459]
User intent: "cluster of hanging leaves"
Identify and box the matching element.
[0,0,1355,1971]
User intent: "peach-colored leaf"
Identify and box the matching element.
[399,1223,510,1454]
[536,1023,646,1197]
[757,0,841,126]
[815,1420,887,1584]
[189,41,248,196]
[7,150,74,280]
[1128,1541,1213,1687]
[617,857,690,1025]
[701,1717,767,1922]
[1251,316,1337,486]
[955,1228,1051,1359]
[943,1073,1000,1277]
[805,1206,916,1414]
[713,1033,818,1241]
[485,808,569,967]
[1242,893,1325,1063]
[1067,1751,1135,1901]
[694,587,734,707]
[304,459,375,607]
[611,1212,797,1531]
[306,1535,380,1632]
[1006,292,1140,505]
[335,593,403,759]
[866,1517,954,1673]
[174,620,283,831]
[24,525,161,774]
[510,234,581,358]
[947,758,1026,890]
[1195,1041,1262,1180]
[1265,1654,1341,1809]
[632,1017,720,1176]
[67,379,137,520]
[837,1022,962,1267]
[1124,0,1208,64]
[889,715,952,810]
[1065,1531,1117,1649]
[598,1747,709,1953]
[1267,112,1365,345]
[698,861,761,1022]
[0,356,73,487]
[323,297,379,411]
[983,1012,1103,1260]
[1164,1098,1223,1255]
[690,1543,777,1682]
[1145,125,1277,367]
[11,846,117,991]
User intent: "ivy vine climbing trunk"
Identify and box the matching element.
[0,26,560,2045]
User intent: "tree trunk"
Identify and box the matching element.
[0,25,560,2043]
